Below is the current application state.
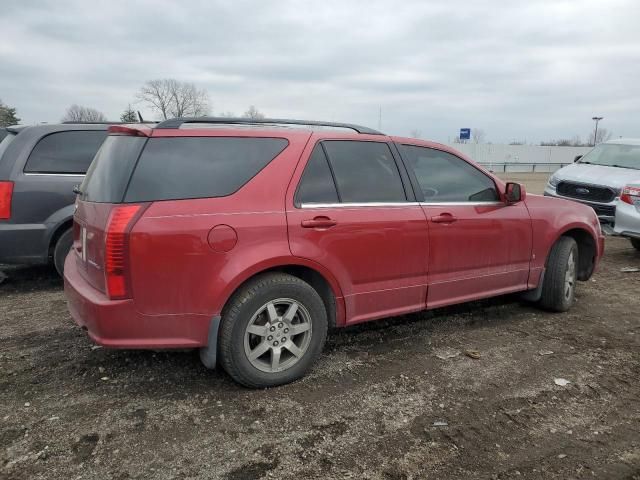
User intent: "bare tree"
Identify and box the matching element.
[472,128,486,144]
[243,106,265,120]
[218,111,236,118]
[410,129,422,139]
[588,127,612,145]
[137,79,210,120]
[61,105,107,122]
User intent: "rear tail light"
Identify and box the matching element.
[0,181,14,220]
[620,185,640,205]
[105,205,142,299]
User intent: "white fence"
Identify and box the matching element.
[445,143,593,173]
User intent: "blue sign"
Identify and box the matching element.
[460,128,471,140]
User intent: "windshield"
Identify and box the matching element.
[0,132,16,161]
[578,143,640,170]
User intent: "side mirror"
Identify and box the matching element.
[574,155,582,163]
[505,182,525,203]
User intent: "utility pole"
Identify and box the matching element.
[378,106,382,131]
[591,116,603,146]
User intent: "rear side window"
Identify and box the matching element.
[24,131,107,174]
[322,141,406,203]
[81,135,147,203]
[296,144,339,204]
[124,137,288,202]
[0,132,16,161]
[400,145,499,202]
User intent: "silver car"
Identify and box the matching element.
[614,184,640,250]
[544,139,640,228]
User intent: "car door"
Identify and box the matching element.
[397,144,532,308]
[286,138,429,325]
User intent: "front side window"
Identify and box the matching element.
[24,131,107,174]
[400,145,499,202]
[322,141,406,203]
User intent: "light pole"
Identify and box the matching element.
[592,116,603,146]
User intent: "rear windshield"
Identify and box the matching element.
[24,130,107,174]
[80,135,147,203]
[123,137,288,202]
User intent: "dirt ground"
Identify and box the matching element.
[1,174,639,479]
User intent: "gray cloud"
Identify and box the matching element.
[1,0,639,143]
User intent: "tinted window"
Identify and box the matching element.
[81,135,147,203]
[296,144,339,204]
[24,131,107,174]
[400,145,499,202]
[125,137,288,202]
[323,141,406,203]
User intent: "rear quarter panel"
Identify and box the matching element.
[128,130,322,316]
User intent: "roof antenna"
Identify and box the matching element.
[137,111,144,123]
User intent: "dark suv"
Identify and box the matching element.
[0,123,109,275]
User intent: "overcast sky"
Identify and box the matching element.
[1,0,639,143]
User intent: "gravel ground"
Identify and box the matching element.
[1,174,639,479]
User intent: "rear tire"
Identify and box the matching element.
[53,229,73,277]
[217,273,328,388]
[538,236,578,312]
[631,238,640,251]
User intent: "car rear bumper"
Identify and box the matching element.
[63,254,211,349]
[543,188,616,224]
[0,223,49,264]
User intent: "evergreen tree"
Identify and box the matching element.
[120,104,138,123]
[0,99,20,127]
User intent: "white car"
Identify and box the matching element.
[544,139,640,228]
[615,184,640,250]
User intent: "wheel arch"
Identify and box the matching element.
[551,226,597,281]
[216,258,345,328]
[47,217,74,258]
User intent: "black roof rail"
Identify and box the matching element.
[154,117,384,135]
[61,121,126,125]
[61,121,158,125]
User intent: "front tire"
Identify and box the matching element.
[538,236,578,312]
[53,229,73,277]
[631,238,640,251]
[217,273,328,388]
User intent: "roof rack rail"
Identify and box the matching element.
[60,120,158,125]
[154,117,384,135]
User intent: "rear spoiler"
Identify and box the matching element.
[108,125,153,137]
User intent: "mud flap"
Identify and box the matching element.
[199,315,221,369]
[520,269,546,302]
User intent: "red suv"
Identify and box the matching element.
[64,118,604,388]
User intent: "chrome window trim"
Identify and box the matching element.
[299,201,504,209]
[299,202,419,209]
[420,201,504,206]
[23,173,86,177]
